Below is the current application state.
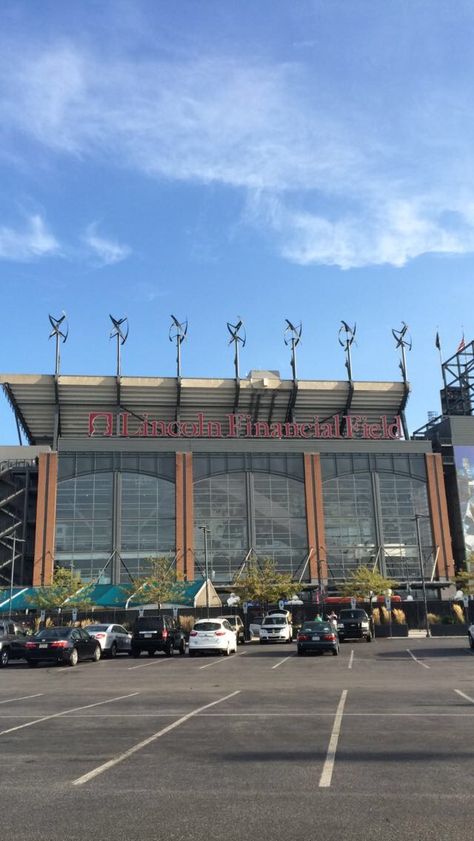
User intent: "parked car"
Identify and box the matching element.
[222,614,245,644]
[25,627,101,667]
[468,624,474,649]
[0,620,29,667]
[297,621,339,656]
[248,615,264,639]
[188,618,237,656]
[337,609,373,642]
[259,613,293,644]
[87,623,132,657]
[131,615,186,657]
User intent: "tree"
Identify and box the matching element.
[452,552,474,596]
[341,565,397,601]
[130,556,185,608]
[235,556,294,609]
[29,566,93,610]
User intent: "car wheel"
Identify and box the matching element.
[0,648,9,667]
[179,640,186,655]
[260,639,266,645]
[189,650,195,657]
[68,648,79,667]
[132,649,141,658]
[332,648,339,656]
[166,643,174,657]
[366,633,372,642]
[469,635,474,649]
[297,647,303,656]
[92,645,101,662]
[26,660,38,667]
[224,643,231,656]
[148,650,155,657]
[109,642,118,658]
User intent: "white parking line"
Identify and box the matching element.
[0,692,139,737]
[406,648,430,669]
[0,693,44,705]
[198,652,247,670]
[72,690,240,786]
[128,658,175,671]
[271,656,293,670]
[348,650,354,670]
[319,689,348,788]
[454,689,474,704]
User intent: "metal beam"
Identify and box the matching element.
[2,384,31,444]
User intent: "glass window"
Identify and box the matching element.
[194,470,307,581]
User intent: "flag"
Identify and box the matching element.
[457,334,466,353]
[435,332,441,351]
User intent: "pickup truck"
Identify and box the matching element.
[0,620,29,667]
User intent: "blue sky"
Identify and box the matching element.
[1,0,473,442]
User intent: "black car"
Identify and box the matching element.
[24,627,102,667]
[337,609,373,642]
[297,621,339,656]
[0,620,29,667]
[131,615,186,657]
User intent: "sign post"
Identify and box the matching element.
[350,597,356,610]
[71,608,78,624]
[385,596,392,637]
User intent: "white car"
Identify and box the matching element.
[188,618,237,656]
[87,623,132,657]
[259,613,293,644]
[468,624,474,649]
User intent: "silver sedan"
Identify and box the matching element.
[86,623,132,657]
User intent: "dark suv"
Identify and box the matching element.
[337,609,373,642]
[131,616,186,657]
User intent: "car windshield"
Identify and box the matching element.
[262,617,286,626]
[34,628,71,640]
[339,610,368,620]
[194,622,222,632]
[302,623,332,633]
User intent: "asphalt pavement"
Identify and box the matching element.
[1,636,473,841]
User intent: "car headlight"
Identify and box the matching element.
[337,623,344,629]
[361,622,369,628]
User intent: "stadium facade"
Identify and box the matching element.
[0,364,456,595]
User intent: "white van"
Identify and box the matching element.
[259,612,293,644]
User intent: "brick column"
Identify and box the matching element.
[33,452,58,586]
[175,453,194,581]
[425,453,454,579]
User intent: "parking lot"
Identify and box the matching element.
[1,637,474,841]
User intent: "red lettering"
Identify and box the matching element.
[206,421,223,438]
[269,423,283,438]
[89,412,114,437]
[254,421,270,437]
[299,423,312,438]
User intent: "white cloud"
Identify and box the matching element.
[2,43,474,268]
[83,224,131,266]
[0,214,59,261]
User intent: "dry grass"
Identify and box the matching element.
[392,608,406,625]
[452,603,466,624]
[179,614,195,634]
[427,612,440,624]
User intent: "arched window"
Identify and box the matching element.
[55,472,114,581]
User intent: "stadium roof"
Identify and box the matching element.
[0,372,410,444]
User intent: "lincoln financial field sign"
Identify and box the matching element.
[88,412,403,440]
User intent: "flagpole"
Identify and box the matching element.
[436,331,449,415]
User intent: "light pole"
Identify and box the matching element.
[413,513,431,638]
[198,525,210,618]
